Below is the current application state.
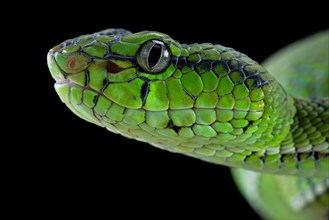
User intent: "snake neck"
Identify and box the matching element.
[276,96,329,176]
[177,43,297,149]
[174,43,328,177]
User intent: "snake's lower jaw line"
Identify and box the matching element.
[55,77,71,85]
[53,79,105,128]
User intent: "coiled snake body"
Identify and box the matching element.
[47,29,328,219]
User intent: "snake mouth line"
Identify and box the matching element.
[56,78,72,84]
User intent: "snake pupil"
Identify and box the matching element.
[148,44,162,68]
[137,39,171,73]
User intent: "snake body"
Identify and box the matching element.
[47,29,329,219]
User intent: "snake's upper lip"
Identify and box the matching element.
[56,77,71,84]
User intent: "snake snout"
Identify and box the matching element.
[47,47,66,82]
[47,43,91,86]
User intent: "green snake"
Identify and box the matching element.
[47,29,329,219]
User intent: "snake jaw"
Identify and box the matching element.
[56,77,71,85]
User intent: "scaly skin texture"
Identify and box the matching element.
[47,29,329,219]
[232,30,329,219]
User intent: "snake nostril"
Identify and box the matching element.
[106,61,124,73]
[68,57,76,70]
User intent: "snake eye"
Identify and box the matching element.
[137,40,171,73]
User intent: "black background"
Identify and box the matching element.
[15,5,327,218]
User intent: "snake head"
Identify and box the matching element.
[47,29,295,155]
[47,28,182,127]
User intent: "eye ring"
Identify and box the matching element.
[137,40,171,74]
